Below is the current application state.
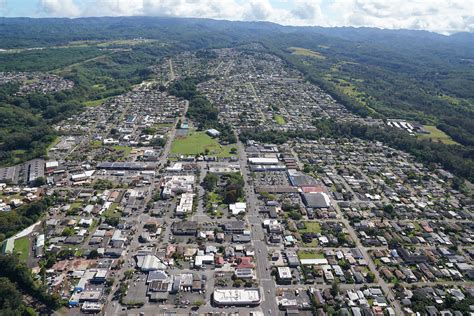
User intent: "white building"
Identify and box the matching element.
[206,128,221,137]
[176,193,194,215]
[162,175,195,198]
[213,288,261,306]
[248,157,279,165]
[229,202,246,215]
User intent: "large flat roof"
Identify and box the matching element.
[248,157,279,164]
[213,288,261,304]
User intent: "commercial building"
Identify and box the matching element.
[277,266,292,284]
[176,193,194,216]
[213,288,261,306]
[229,202,246,215]
[248,157,279,165]
[206,128,221,137]
[97,162,157,170]
[302,192,331,209]
[161,175,195,198]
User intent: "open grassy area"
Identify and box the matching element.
[297,250,325,260]
[46,136,60,153]
[111,145,132,160]
[418,125,459,145]
[208,191,223,204]
[324,75,377,115]
[274,114,286,125]
[69,202,83,211]
[103,202,120,218]
[14,236,30,262]
[83,97,109,107]
[171,131,235,157]
[299,221,321,234]
[289,47,326,60]
[90,140,102,149]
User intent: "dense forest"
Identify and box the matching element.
[0,254,61,314]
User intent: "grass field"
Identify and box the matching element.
[324,75,377,115]
[274,114,286,125]
[289,47,326,60]
[171,131,235,157]
[298,221,322,234]
[83,97,109,107]
[112,145,132,160]
[103,202,120,218]
[14,236,30,262]
[297,250,325,260]
[418,125,459,145]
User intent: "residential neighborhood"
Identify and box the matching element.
[1,46,473,316]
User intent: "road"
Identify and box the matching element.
[236,138,279,315]
[158,100,188,168]
[104,88,188,316]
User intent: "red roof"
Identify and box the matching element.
[301,185,326,193]
[237,257,253,268]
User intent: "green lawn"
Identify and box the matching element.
[90,140,102,149]
[208,192,222,204]
[274,114,286,125]
[46,136,60,152]
[171,131,235,157]
[418,125,459,145]
[83,97,109,107]
[297,250,325,260]
[302,239,319,247]
[103,202,120,218]
[112,145,132,160]
[14,237,30,262]
[299,221,322,234]
[289,47,326,60]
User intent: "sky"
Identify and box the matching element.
[0,0,473,34]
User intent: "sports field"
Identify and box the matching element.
[171,131,235,157]
[14,236,30,262]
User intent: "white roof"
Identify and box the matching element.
[213,288,261,304]
[300,258,329,265]
[136,255,166,271]
[195,254,215,266]
[229,202,246,215]
[45,161,59,168]
[248,157,279,164]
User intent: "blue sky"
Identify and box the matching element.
[1,0,472,34]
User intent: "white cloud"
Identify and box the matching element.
[83,0,144,17]
[39,0,80,17]
[35,0,473,34]
[0,0,7,15]
[329,0,474,34]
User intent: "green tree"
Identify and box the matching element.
[202,173,218,191]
